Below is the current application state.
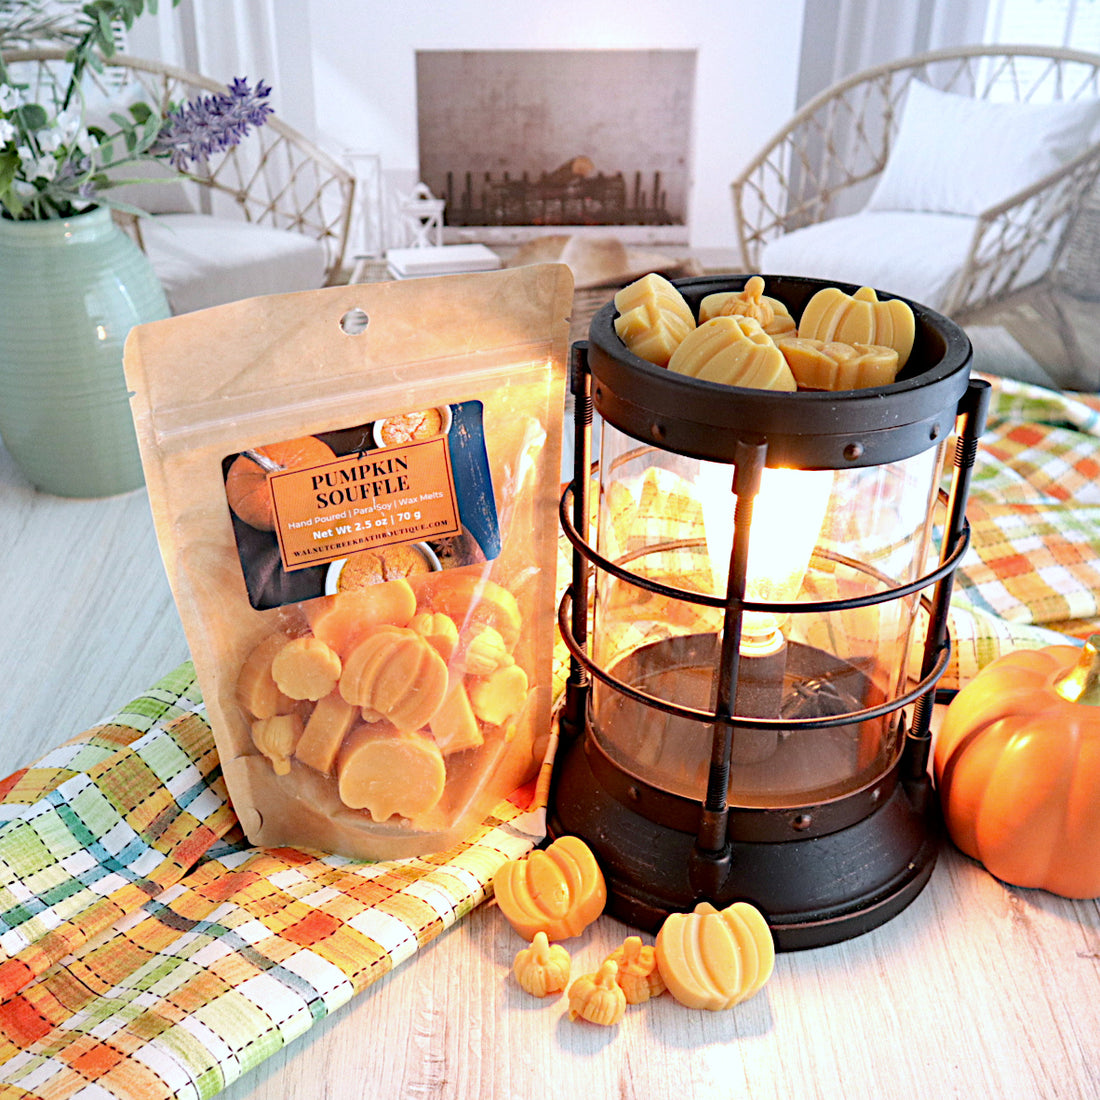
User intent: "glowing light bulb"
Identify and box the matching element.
[697,462,833,648]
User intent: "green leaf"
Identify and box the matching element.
[15,103,50,131]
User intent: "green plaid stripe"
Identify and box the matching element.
[0,666,545,1100]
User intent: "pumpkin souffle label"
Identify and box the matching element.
[221,401,500,611]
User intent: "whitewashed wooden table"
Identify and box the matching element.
[2,442,1099,1100]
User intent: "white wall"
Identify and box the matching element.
[129,0,807,251]
[306,0,807,250]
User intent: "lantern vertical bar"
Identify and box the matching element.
[906,377,991,780]
[692,440,766,887]
[560,341,592,743]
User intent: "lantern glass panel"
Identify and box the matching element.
[591,420,946,808]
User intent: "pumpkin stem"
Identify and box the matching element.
[1054,634,1100,704]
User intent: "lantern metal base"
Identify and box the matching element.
[546,727,941,951]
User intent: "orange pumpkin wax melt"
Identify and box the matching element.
[513,931,572,998]
[303,579,417,658]
[655,900,775,1010]
[337,721,446,821]
[567,960,627,1026]
[338,626,449,731]
[698,275,797,338]
[605,935,665,1004]
[778,336,899,391]
[493,835,607,941]
[797,285,915,368]
[270,635,342,701]
[934,636,1100,898]
[668,316,796,391]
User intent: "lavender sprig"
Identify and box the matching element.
[151,77,273,170]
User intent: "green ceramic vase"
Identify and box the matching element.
[0,206,170,497]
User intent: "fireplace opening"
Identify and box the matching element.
[416,49,696,244]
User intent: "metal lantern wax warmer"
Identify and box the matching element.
[549,274,989,951]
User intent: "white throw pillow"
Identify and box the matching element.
[867,80,1100,216]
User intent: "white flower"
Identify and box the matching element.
[0,118,15,145]
[37,129,64,154]
[17,149,58,182]
[0,86,23,112]
[55,107,83,141]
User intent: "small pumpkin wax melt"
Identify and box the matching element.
[513,931,571,998]
[668,316,796,391]
[493,834,607,941]
[408,611,459,660]
[798,285,915,368]
[612,272,696,367]
[605,935,665,1004]
[410,570,523,652]
[337,721,446,820]
[698,276,797,338]
[655,900,775,1010]
[271,635,342,701]
[251,712,303,775]
[778,336,899,391]
[568,960,626,1026]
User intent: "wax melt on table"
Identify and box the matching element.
[513,931,572,997]
[605,935,666,1004]
[493,835,607,941]
[568,960,627,1026]
[655,900,775,1011]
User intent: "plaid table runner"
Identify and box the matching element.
[1,373,1098,1099]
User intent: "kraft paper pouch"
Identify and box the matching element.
[124,264,572,859]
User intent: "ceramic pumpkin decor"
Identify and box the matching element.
[933,636,1100,898]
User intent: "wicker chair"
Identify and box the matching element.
[2,49,355,312]
[731,45,1100,325]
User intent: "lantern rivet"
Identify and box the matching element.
[792,813,813,831]
[843,442,864,461]
[651,422,666,441]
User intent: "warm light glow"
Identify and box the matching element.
[698,463,833,645]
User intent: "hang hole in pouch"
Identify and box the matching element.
[340,308,369,335]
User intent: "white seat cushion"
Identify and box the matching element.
[760,210,1058,314]
[761,211,975,310]
[139,214,328,315]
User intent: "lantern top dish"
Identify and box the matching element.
[585,274,972,469]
